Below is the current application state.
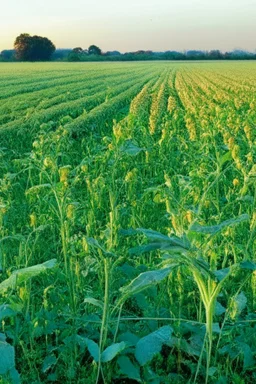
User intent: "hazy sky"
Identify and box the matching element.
[1,0,255,52]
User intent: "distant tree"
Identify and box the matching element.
[134,50,146,55]
[186,50,206,60]
[0,49,16,61]
[52,49,72,60]
[67,52,81,62]
[14,33,30,60]
[208,50,222,60]
[161,51,185,60]
[104,50,121,56]
[14,33,55,61]
[227,49,254,60]
[67,47,88,61]
[68,49,81,61]
[88,45,102,55]
[73,47,83,54]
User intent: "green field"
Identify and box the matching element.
[0,62,256,383]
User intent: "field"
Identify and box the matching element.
[0,61,256,383]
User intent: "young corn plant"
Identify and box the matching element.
[116,214,255,383]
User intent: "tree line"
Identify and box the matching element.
[0,33,255,62]
[65,48,256,61]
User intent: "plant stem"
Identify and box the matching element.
[96,258,110,384]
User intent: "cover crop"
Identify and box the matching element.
[0,61,255,383]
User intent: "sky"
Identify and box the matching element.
[0,0,255,52]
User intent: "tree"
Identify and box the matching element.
[208,50,222,60]
[0,50,16,61]
[67,47,83,61]
[52,49,72,60]
[88,45,101,55]
[72,47,83,54]
[67,47,89,61]
[14,33,55,61]
[68,49,80,62]
[104,51,121,56]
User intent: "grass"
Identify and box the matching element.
[0,61,255,384]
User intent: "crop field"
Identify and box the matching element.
[0,61,256,383]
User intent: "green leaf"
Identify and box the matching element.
[135,325,173,366]
[129,242,189,256]
[136,229,173,243]
[120,267,174,297]
[26,184,51,195]
[85,338,100,362]
[212,323,221,333]
[129,230,191,256]
[0,305,17,321]
[219,151,232,167]
[86,237,115,257]
[42,355,57,373]
[129,243,167,255]
[208,367,217,377]
[215,301,226,316]
[84,298,104,309]
[120,140,144,156]
[216,376,228,384]
[0,334,6,342]
[0,259,57,292]
[117,356,141,382]
[101,342,127,363]
[119,332,140,346]
[190,214,249,235]
[86,237,106,252]
[164,254,216,281]
[219,341,255,369]
[137,229,191,249]
[234,292,247,315]
[214,267,231,282]
[0,339,15,375]
[8,367,20,384]
[237,342,255,368]
[0,235,25,244]
[190,257,216,280]
[119,228,137,236]
[240,261,256,271]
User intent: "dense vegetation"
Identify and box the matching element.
[66,49,256,62]
[14,34,56,61]
[0,62,255,383]
[1,47,256,62]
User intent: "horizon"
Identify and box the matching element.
[1,0,256,53]
[2,46,256,54]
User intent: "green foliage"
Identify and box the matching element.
[101,342,127,362]
[117,355,141,381]
[120,140,145,156]
[135,326,173,366]
[120,267,175,298]
[0,259,57,292]
[190,214,249,235]
[88,45,102,55]
[0,62,255,384]
[14,33,56,61]
[0,334,20,383]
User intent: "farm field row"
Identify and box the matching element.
[0,61,256,384]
